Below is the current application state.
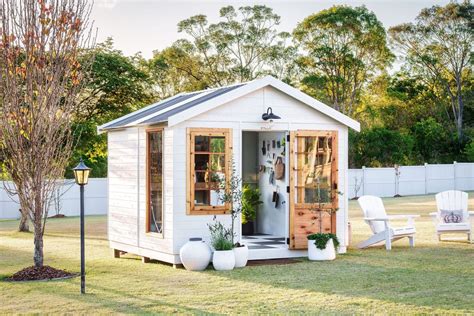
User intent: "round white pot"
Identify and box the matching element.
[179,238,212,271]
[233,245,248,268]
[212,250,235,271]
[307,239,336,261]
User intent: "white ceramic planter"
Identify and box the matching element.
[212,250,235,271]
[179,238,212,271]
[307,239,336,261]
[233,245,248,268]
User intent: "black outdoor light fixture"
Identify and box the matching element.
[72,158,91,294]
[261,107,281,121]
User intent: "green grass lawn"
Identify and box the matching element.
[1,194,473,314]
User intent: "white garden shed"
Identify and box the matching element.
[98,76,360,265]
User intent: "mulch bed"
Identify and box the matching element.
[5,265,75,282]
[49,214,66,218]
[247,258,301,266]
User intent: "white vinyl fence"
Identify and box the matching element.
[0,178,107,219]
[1,163,473,219]
[349,162,474,199]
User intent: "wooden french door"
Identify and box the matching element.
[289,130,338,249]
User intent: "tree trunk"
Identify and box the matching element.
[33,223,44,267]
[18,209,29,232]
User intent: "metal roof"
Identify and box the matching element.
[103,92,199,129]
[140,84,244,125]
[99,83,246,131]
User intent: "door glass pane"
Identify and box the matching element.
[148,131,163,233]
[210,136,225,153]
[195,136,210,152]
[296,135,332,204]
[210,154,225,172]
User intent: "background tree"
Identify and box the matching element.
[67,39,153,178]
[294,5,393,116]
[146,41,207,99]
[389,1,473,143]
[177,5,292,86]
[0,0,94,267]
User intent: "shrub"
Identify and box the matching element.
[307,233,340,250]
[242,185,262,224]
[208,220,233,251]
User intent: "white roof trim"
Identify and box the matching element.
[167,76,360,131]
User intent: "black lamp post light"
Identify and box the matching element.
[261,107,281,122]
[72,158,91,294]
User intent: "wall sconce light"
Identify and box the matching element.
[261,107,281,122]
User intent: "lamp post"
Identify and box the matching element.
[72,158,91,294]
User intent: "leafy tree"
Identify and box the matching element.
[146,41,208,99]
[77,38,153,123]
[349,127,415,167]
[294,5,393,116]
[412,118,453,163]
[177,5,292,86]
[70,39,153,178]
[389,1,473,142]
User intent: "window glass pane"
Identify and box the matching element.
[195,136,210,152]
[148,131,163,233]
[210,136,225,153]
[296,135,332,204]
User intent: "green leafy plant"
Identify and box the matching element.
[242,185,262,224]
[307,233,340,250]
[207,220,233,251]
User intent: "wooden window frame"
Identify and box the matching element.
[187,128,233,215]
[146,127,164,237]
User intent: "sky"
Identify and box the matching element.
[91,0,451,58]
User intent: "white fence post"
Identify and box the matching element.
[453,161,457,190]
[362,166,366,196]
[424,163,428,194]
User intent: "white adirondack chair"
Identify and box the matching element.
[431,190,473,243]
[358,195,420,250]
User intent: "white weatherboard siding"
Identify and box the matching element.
[108,128,139,246]
[172,86,349,255]
[108,127,174,262]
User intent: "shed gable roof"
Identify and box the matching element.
[98,76,360,133]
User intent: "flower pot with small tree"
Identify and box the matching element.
[306,176,341,261]
[215,160,249,268]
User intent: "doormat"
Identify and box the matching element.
[247,258,302,266]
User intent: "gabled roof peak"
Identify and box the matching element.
[98,76,360,133]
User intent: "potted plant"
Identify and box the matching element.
[216,160,248,268]
[306,175,341,261]
[241,185,262,235]
[307,233,339,261]
[208,221,235,271]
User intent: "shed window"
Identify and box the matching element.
[147,129,163,234]
[187,128,232,215]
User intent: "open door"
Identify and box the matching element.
[289,130,338,249]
